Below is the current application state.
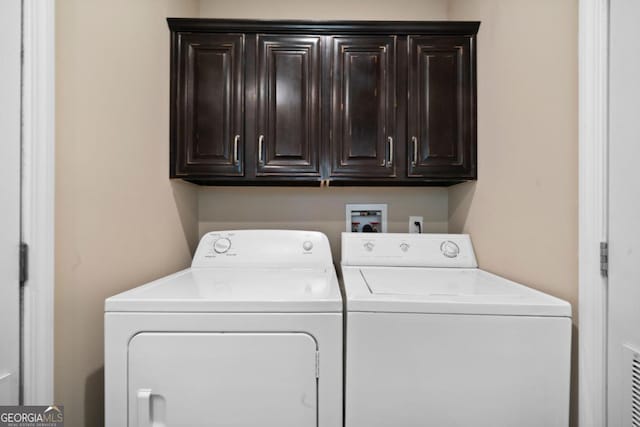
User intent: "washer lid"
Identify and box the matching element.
[105,267,342,312]
[342,266,571,317]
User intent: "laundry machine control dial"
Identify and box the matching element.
[213,237,232,254]
[363,241,375,252]
[440,240,460,258]
[399,243,410,252]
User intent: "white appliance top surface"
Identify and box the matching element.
[106,230,341,312]
[106,267,342,312]
[342,266,571,317]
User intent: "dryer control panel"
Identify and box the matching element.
[341,233,478,268]
[192,230,334,269]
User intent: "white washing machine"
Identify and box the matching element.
[341,233,572,427]
[105,230,342,427]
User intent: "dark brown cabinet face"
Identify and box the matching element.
[329,36,397,178]
[171,33,244,177]
[256,35,321,177]
[407,36,475,178]
[168,20,479,185]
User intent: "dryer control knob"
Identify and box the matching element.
[364,241,375,252]
[303,241,314,251]
[213,237,232,254]
[440,240,460,258]
[400,243,410,252]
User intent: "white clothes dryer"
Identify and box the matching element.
[341,232,571,427]
[105,230,342,427]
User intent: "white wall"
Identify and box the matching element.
[607,0,640,424]
[0,0,22,405]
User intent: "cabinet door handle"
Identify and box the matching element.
[412,136,418,167]
[258,135,264,163]
[233,134,240,165]
[387,136,393,166]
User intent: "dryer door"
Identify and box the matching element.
[128,332,318,427]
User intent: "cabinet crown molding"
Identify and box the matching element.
[167,18,480,36]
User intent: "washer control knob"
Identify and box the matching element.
[303,240,314,251]
[213,237,232,254]
[440,240,460,258]
[364,241,375,252]
[400,243,410,252]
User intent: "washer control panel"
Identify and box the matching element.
[192,230,333,269]
[303,240,314,251]
[440,240,460,258]
[213,237,232,254]
[341,233,477,268]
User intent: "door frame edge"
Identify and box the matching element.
[21,0,55,405]
[578,0,610,425]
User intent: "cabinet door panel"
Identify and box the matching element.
[407,36,475,178]
[330,36,396,178]
[172,33,244,177]
[257,35,321,177]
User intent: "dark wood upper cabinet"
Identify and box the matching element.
[171,33,244,177]
[256,35,322,177]
[168,19,479,185]
[407,35,476,179]
[329,36,396,178]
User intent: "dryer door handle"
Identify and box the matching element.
[137,389,152,427]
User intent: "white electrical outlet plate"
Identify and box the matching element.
[409,216,424,233]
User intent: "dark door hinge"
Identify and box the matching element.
[20,242,28,285]
[600,241,608,277]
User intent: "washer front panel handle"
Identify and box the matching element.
[137,389,152,427]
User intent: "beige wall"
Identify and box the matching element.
[196,0,453,263]
[446,0,578,424]
[199,0,449,19]
[199,187,449,262]
[55,1,200,426]
[55,1,451,425]
[55,0,578,426]
[447,0,578,316]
